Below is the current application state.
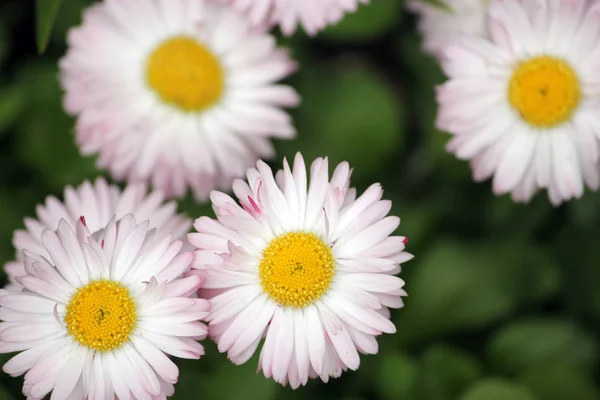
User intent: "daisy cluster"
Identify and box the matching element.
[2,0,599,398]
[411,0,600,205]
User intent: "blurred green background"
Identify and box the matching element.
[1,0,600,399]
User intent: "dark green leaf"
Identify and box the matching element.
[376,352,418,400]
[320,0,403,42]
[277,58,404,183]
[35,0,64,54]
[519,362,600,400]
[413,345,483,400]
[461,379,536,400]
[394,239,561,344]
[0,83,25,136]
[487,318,598,375]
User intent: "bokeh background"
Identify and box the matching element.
[1,0,600,399]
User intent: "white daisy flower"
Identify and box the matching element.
[60,0,299,201]
[436,0,600,205]
[189,153,412,388]
[0,215,210,399]
[408,0,489,60]
[210,0,370,36]
[4,178,190,291]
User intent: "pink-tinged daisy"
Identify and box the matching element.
[436,0,600,205]
[0,215,210,399]
[210,0,370,36]
[60,0,299,201]
[4,178,190,291]
[189,153,412,388]
[408,0,489,61]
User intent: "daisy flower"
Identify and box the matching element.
[0,215,210,399]
[60,0,299,201]
[4,178,190,291]
[189,153,412,388]
[436,0,600,205]
[210,0,370,36]
[407,0,489,61]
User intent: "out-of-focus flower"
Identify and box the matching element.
[189,153,411,388]
[0,215,210,399]
[60,0,299,201]
[436,0,600,205]
[408,0,489,61]
[4,178,190,291]
[210,0,370,36]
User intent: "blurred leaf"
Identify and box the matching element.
[391,198,439,250]
[461,379,536,400]
[50,0,94,46]
[487,195,553,238]
[0,382,15,400]
[417,0,452,11]
[398,34,470,182]
[14,62,99,189]
[376,352,417,400]
[0,83,26,136]
[178,193,215,220]
[519,362,600,400]
[486,318,598,375]
[395,239,561,344]
[413,345,483,400]
[553,225,600,320]
[35,0,64,53]
[278,58,404,182]
[0,188,39,267]
[0,20,9,66]
[320,0,403,42]
[202,357,279,400]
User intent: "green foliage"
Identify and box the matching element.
[518,362,600,400]
[487,318,598,375]
[461,379,536,400]
[320,0,403,42]
[35,0,64,53]
[375,352,418,400]
[395,240,560,344]
[413,345,483,400]
[277,60,404,182]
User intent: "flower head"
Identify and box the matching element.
[210,0,370,36]
[60,0,299,201]
[4,178,190,291]
[408,0,489,60]
[0,215,210,399]
[436,0,600,205]
[190,153,412,388]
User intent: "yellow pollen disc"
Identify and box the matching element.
[259,232,335,308]
[146,36,224,112]
[64,280,137,352]
[508,56,581,128]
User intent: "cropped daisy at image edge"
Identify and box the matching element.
[0,215,209,399]
[60,0,300,201]
[436,0,600,205]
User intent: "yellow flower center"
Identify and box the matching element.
[146,36,224,112]
[64,280,137,352]
[508,56,581,128]
[259,232,335,308]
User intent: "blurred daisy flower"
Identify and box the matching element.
[210,0,370,36]
[60,0,299,201]
[4,178,190,291]
[0,215,209,399]
[436,0,600,205]
[189,153,411,388]
[408,0,489,61]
